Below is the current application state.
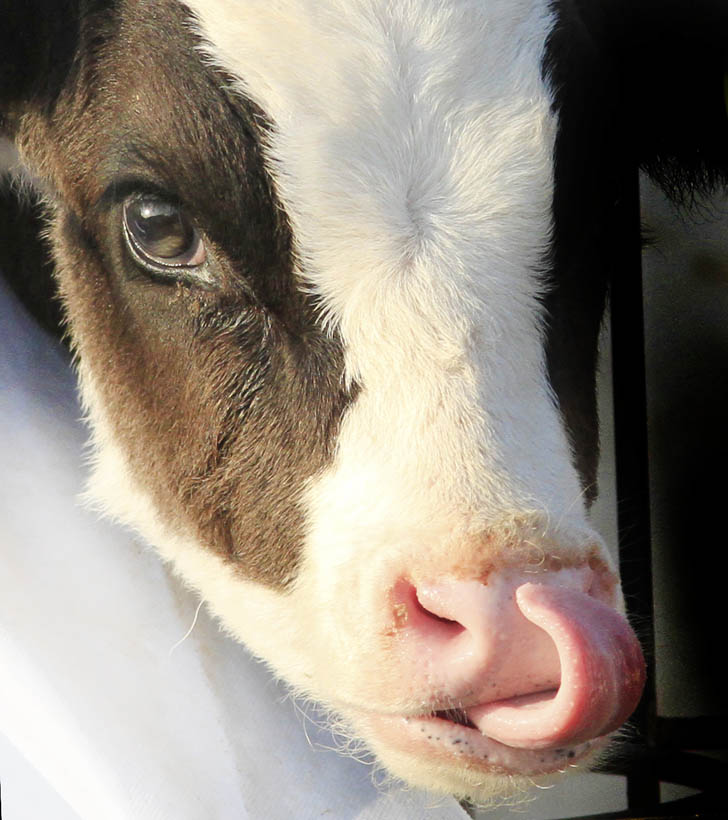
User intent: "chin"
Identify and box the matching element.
[347,707,610,805]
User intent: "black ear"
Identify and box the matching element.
[1,2,79,334]
[579,0,728,201]
[0,1,79,137]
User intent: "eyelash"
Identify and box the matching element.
[121,195,215,287]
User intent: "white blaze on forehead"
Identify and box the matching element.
[183,0,587,553]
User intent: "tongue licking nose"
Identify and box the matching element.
[408,569,646,751]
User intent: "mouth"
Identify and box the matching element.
[356,699,606,777]
[343,580,643,787]
[433,707,479,730]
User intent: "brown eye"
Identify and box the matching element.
[123,197,206,268]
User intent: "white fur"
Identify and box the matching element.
[79,0,618,802]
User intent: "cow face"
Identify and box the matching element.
[3,0,726,805]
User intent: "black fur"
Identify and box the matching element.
[543,0,728,496]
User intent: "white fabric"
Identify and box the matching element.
[0,278,466,820]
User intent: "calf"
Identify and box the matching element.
[1,0,726,806]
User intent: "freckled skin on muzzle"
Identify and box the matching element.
[335,562,645,798]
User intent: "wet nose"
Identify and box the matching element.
[393,567,645,750]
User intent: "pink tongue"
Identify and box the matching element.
[466,583,646,750]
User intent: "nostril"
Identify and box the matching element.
[392,576,565,708]
[388,570,644,751]
[393,580,466,639]
[414,589,466,633]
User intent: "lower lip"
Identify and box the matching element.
[362,712,605,776]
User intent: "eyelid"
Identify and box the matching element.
[121,195,216,287]
[122,218,207,271]
[97,175,182,213]
[123,198,206,265]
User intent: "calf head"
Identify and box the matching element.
[2,0,726,805]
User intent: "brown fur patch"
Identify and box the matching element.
[15,0,356,588]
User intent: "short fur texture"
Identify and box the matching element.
[1,0,727,805]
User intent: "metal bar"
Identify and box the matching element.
[657,716,728,751]
[597,748,728,793]
[609,168,659,809]
[563,787,724,819]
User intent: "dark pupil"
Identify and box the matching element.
[126,199,194,260]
